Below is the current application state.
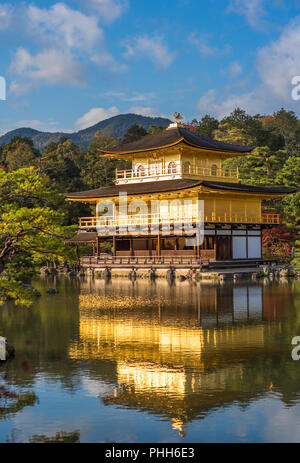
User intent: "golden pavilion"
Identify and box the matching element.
[67,120,296,266]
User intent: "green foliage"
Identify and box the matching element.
[186,115,219,138]
[217,108,299,262]
[276,157,300,188]
[271,108,299,147]
[0,384,38,420]
[223,147,285,186]
[81,131,129,190]
[123,124,147,144]
[38,138,85,192]
[282,192,300,266]
[194,115,219,138]
[0,168,76,306]
[213,109,266,146]
[212,108,288,149]
[37,138,91,224]
[0,136,40,171]
[147,125,166,135]
[29,431,80,443]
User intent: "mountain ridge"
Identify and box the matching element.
[0,113,172,150]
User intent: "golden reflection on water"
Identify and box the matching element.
[69,278,294,435]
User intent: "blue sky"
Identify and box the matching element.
[1,0,300,134]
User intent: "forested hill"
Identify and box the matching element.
[0,113,171,150]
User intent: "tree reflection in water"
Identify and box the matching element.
[0,370,37,421]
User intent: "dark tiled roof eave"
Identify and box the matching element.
[66,232,97,243]
[98,126,254,155]
[66,179,201,198]
[202,181,297,195]
[66,179,297,199]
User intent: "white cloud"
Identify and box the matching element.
[6,3,125,93]
[0,128,8,136]
[197,15,300,118]
[188,33,215,57]
[10,47,85,90]
[127,94,149,102]
[123,35,175,69]
[104,91,155,102]
[226,61,243,78]
[27,3,103,50]
[257,15,300,100]
[83,0,128,23]
[129,106,162,117]
[15,119,60,132]
[26,3,125,74]
[8,80,32,96]
[188,33,231,58]
[197,89,256,119]
[74,106,120,130]
[0,3,12,29]
[227,0,267,29]
[75,105,165,131]
[81,377,113,397]
[197,89,216,112]
[91,52,127,73]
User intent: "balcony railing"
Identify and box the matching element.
[115,165,238,183]
[262,214,281,224]
[79,213,280,229]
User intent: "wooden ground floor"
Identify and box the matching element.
[70,224,265,265]
[92,228,262,261]
[79,255,275,271]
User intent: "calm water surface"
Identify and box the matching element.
[0,276,300,443]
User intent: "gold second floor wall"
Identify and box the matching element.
[94,190,262,223]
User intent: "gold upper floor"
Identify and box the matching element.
[114,144,240,184]
[116,163,239,184]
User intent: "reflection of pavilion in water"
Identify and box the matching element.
[69,280,292,436]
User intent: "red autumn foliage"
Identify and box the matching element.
[261,114,276,127]
[263,226,295,244]
[184,124,197,132]
[262,226,295,260]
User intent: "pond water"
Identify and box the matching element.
[0,276,300,443]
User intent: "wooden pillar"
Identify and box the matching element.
[157,234,161,257]
[97,237,100,257]
[130,238,133,256]
[214,236,217,260]
[197,232,200,258]
[113,235,116,257]
[213,199,216,221]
